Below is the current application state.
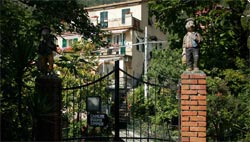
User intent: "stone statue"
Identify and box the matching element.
[37,26,58,75]
[182,18,202,71]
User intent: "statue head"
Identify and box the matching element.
[41,26,51,38]
[185,18,195,31]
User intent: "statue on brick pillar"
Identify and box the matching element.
[35,27,62,141]
[182,18,202,71]
[37,26,59,75]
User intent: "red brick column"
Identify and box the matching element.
[35,76,62,141]
[181,72,207,142]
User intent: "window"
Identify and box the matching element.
[62,39,67,48]
[107,35,112,43]
[159,43,163,49]
[112,33,126,46]
[142,45,145,52]
[113,35,120,44]
[136,37,144,52]
[120,47,126,55]
[148,9,153,26]
[122,8,130,24]
[148,18,153,26]
[74,38,78,42]
[69,38,78,47]
[136,38,140,50]
[122,33,126,46]
[100,11,108,28]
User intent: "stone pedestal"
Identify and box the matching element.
[181,71,207,142]
[34,75,62,141]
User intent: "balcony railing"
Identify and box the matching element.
[90,14,140,30]
[93,46,132,56]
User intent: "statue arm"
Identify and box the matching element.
[182,35,187,55]
[195,32,202,43]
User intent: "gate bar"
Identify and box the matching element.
[114,60,121,141]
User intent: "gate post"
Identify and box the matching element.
[34,76,62,141]
[181,71,207,142]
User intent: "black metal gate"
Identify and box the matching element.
[62,61,179,141]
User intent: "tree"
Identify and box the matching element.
[206,73,250,141]
[149,0,250,141]
[1,1,39,140]
[1,0,102,140]
[22,0,102,42]
[149,0,249,70]
[148,48,185,85]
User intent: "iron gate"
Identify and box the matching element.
[62,61,179,141]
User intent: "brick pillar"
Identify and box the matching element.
[181,72,207,142]
[34,76,62,141]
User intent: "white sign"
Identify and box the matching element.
[87,113,108,127]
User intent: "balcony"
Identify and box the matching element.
[90,14,140,30]
[93,44,132,57]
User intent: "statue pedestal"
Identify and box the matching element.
[34,75,62,141]
[181,71,207,142]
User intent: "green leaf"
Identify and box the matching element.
[59,55,71,61]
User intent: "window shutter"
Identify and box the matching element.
[120,47,126,55]
[122,8,130,24]
[122,33,126,46]
[100,11,108,28]
[62,39,67,48]
[107,36,111,43]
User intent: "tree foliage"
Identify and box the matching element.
[0,0,102,140]
[149,0,250,141]
[148,48,185,84]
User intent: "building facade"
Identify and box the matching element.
[86,0,167,85]
[55,0,167,87]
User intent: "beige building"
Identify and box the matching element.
[86,0,167,85]
[55,0,167,87]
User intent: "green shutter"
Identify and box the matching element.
[122,33,126,46]
[100,11,108,22]
[107,36,111,43]
[122,8,130,24]
[100,11,108,28]
[120,47,126,55]
[62,39,67,48]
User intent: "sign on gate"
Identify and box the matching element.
[86,96,101,112]
[87,113,108,127]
